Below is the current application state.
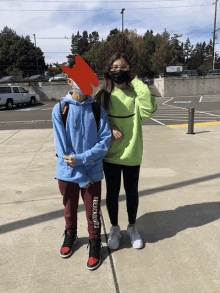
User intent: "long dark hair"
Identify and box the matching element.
[94,52,132,111]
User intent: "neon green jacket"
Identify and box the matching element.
[94,78,157,166]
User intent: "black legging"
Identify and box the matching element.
[103,161,140,226]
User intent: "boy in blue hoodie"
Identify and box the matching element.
[52,69,111,270]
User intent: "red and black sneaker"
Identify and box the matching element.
[60,229,78,258]
[87,238,102,270]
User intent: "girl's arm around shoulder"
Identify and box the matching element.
[131,78,157,121]
[73,105,112,166]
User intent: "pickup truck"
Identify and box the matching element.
[0,86,37,109]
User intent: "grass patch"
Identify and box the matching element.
[49,98,59,101]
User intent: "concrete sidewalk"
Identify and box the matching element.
[0,123,220,293]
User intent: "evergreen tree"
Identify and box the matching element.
[0,26,47,77]
[88,31,99,50]
[183,38,194,66]
[106,28,120,42]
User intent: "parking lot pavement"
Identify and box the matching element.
[1,120,220,292]
[0,95,220,130]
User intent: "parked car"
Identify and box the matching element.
[27,74,50,82]
[49,73,68,82]
[181,70,198,77]
[144,78,154,85]
[0,86,37,109]
[208,69,220,75]
[0,76,23,83]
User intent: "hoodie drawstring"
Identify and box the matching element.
[80,105,84,136]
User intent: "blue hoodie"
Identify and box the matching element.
[52,92,112,188]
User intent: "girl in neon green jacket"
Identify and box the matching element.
[94,52,157,250]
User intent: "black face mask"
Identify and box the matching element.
[110,70,130,84]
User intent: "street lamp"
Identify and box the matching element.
[33,34,39,75]
[121,8,125,53]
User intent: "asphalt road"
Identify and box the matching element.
[0,94,220,130]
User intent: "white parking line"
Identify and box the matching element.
[150,118,166,125]
[15,108,40,111]
[155,118,219,121]
[199,96,203,102]
[155,114,191,116]
[163,97,174,104]
[195,111,220,117]
[0,120,52,124]
[162,99,220,117]
[15,107,53,111]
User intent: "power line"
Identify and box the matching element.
[27,29,219,39]
[32,34,217,39]
[0,4,212,11]
[31,37,71,39]
[0,0,198,2]
[2,33,216,41]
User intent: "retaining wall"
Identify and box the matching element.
[0,81,102,100]
[154,75,220,97]
[0,82,75,101]
[2,76,220,99]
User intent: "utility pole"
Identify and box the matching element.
[211,0,219,69]
[121,8,125,53]
[212,28,220,69]
[33,34,39,75]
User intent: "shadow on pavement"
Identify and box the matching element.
[100,201,220,254]
[194,131,210,134]
[136,201,220,243]
[1,172,220,236]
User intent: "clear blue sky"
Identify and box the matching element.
[0,0,219,65]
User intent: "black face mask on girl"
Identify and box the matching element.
[110,70,130,84]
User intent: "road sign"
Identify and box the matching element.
[166,66,183,72]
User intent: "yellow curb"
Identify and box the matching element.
[167,121,220,128]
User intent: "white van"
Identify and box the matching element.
[0,86,37,109]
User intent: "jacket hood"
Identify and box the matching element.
[61,92,94,105]
[60,92,95,136]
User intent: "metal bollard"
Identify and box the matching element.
[187,108,195,134]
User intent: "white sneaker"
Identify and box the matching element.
[127,225,143,249]
[107,225,121,249]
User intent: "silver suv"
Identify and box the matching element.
[0,86,37,109]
